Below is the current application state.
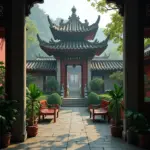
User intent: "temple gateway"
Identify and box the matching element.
[26,6,123,98]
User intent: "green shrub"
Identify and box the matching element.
[46,77,59,92]
[99,94,112,101]
[47,93,62,105]
[37,95,49,101]
[89,78,104,93]
[88,92,101,105]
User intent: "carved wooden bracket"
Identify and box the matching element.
[25,0,44,16]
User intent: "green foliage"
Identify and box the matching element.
[125,110,149,132]
[47,93,62,105]
[26,17,38,48]
[26,74,36,86]
[144,74,150,102]
[87,0,150,52]
[107,84,124,125]
[46,77,59,92]
[0,61,5,86]
[26,84,42,126]
[88,92,101,105]
[89,78,104,93]
[99,93,112,101]
[37,95,49,101]
[109,71,123,85]
[0,98,18,135]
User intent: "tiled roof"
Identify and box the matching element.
[91,60,123,71]
[37,35,109,54]
[48,6,100,33]
[26,60,56,71]
[26,57,123,71]
[144,45,150,57]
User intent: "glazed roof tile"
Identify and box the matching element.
[48,6,100,33]
[37,35,109,52]
[26,57,123,71]
[26,59,56,71]
[91,60,123,71]
[144,45,150,57]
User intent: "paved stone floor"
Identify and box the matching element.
[6,107,145,150]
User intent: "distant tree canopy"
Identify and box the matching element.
[26,74,36,86]
[26,17,38,48]
[87,0,150,52]
[109,71,123,85]
[26,4,52,60]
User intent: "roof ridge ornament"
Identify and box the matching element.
[71,6,76,14]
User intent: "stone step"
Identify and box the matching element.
[62,98,88,107]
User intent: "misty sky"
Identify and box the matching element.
[38,0,112,28]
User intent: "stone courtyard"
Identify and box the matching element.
[6,107,144,150]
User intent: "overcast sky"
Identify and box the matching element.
[38,0,112,28]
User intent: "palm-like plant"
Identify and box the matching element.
[108,84,124,125]
[26,84,42,126]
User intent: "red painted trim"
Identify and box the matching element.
[60,59,88,97]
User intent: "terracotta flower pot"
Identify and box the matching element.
[138,133,150,149]
[110,125,123,137]
[26,125,38,137]
[0,132,11,148]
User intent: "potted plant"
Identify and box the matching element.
[136,114,150,149]
[125,110,140,145]
[26,84,42,137]
[126,110,150,148]
[0,87,18,148]
[107,84,124,137]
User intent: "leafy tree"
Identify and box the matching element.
[87,0,150,52]
[0,61,5,86]
[109,71,123,85]
[26,17,38,48]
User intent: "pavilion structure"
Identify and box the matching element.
[35,6,110,97]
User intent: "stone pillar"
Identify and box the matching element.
[123,0,144,139]
[5,0,27,142]
[87,59,91,89]
[57,59,61,87]
[82,60,88,97]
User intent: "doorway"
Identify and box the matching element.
[67,65,81,98]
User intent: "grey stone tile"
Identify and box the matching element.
[7,107,144,150]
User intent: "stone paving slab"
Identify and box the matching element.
[6,107,145,150]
